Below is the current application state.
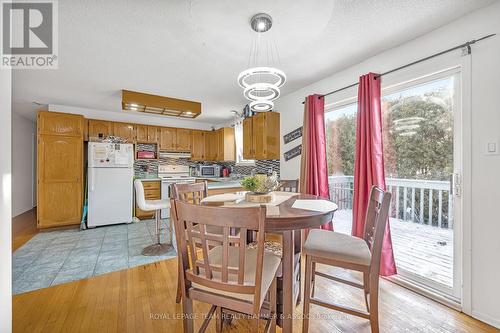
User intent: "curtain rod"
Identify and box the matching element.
[301,33,496,104]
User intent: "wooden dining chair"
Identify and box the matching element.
[172,181,209,304]
[302,186,391,333]
[171,199,280,333]
[278,179,299,193]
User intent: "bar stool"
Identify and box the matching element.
[134,179,172,256]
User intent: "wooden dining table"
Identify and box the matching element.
[201,191,338,333]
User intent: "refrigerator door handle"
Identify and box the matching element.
[89,168,95,192]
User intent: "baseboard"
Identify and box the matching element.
[12,206,36,218]
[471,310,500,329]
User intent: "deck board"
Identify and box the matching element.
[333,209,453,288]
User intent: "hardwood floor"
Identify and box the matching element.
[12,213,499,332]
[12,208,39,252]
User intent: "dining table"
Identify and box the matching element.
[201,191,338,333]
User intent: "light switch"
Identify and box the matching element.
[485,141,499,155]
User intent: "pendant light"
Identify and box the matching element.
[238,13,286,112]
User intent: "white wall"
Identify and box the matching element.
[0,67,13,331]
[276,2,500,328]
[12,113,36,217]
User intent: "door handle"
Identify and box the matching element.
[90,168,95,192]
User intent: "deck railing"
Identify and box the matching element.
[328,176,453,229]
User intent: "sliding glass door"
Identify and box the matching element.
[381,70,462,300]
[325,69,462,300]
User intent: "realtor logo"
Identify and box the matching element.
[1,0,58,69]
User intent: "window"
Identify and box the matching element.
[234,121,255,166]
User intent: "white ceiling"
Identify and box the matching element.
[12,0,494,124]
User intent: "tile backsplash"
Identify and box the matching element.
[134,143,280,178]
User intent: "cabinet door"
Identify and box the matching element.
[148,126,159,143]
[191,130,205,160]
[160,127,176,150]
[136,124,148,142]
[252,113,266,160]
[264,112,280,159]
[220,127,235,161]
[176,129,192,151]
[204,131,217,161]
[242,117,254,159]
[113,122,135,143]
[37,135,83,228]
[88,120,113,141]
[38,111,83,137]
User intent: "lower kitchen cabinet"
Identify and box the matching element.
[135,180,161,219]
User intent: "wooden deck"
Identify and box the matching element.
[333,209,453,288]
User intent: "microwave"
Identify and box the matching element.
[198,164,220,177]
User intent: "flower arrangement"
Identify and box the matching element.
[240,172,279,194]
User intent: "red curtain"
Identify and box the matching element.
[300,94,333,230]
[352,73,397,276]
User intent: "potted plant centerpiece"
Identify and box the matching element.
[240,172,279,203]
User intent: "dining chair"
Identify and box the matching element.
[278,179,299,193]
[134,179,172,256]
[301,186,391,333]
[172,181,209,303]
[171,199,280,333]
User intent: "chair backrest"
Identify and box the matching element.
[363,186,392,276]
[279,179,299,193]
[171,181,208,204]
[171,199,267,309]
[134,179,147,211]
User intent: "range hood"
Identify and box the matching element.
[159,151,192,159]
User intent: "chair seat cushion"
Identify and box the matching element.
[303,229,371,267]
[141,199,170,211]
[190,246,281,306]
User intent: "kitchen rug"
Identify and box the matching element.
[12,219,176,294]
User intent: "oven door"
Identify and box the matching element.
[161,181,173,219]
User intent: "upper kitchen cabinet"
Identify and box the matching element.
[88,119,113,141]
[112,122,135,143]
[243,112,280,160]
[38,111,84,137]
[136,124,159,143]
[204,131,218,161]
[191,130,205,160]
[37,111,83,229]
[215,127,235,161]
[242,117,253,159]
[176,128,192,151]
[159,127,176,151]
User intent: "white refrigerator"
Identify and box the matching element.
[87,142,134,227]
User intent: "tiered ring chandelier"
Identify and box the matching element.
[238,13,286,112]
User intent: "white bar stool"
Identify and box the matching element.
[134,179,172,256]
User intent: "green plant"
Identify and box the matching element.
[240,176,260,192]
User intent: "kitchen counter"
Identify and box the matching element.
[135,177,161,182]
[196,177,243,190]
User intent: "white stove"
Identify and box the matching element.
[158,165,196,218]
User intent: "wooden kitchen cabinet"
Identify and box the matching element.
[88,119,113,141]
[243,116,253,159]
[136,124,159,143]
[215,127,235,161]
[191,130,205,160]
[204,131,218,161]
[243,112,280,160]
[159,127,176,151]
[135,180,161,219]
[176,128,192,151]
[112,122,135,143]
[38,111,84,137]
[37,111,83,229]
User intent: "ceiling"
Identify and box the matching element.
[12,0,494,124]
